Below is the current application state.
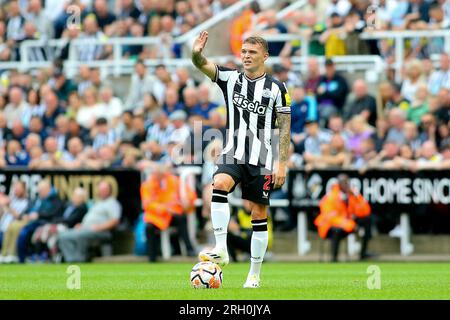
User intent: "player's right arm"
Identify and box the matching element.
[192,31,216,81]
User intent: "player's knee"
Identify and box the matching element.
[213,176,233,192]
[251,204,268,220]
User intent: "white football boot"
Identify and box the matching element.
[198,247,229,267]
[243,274,260,288]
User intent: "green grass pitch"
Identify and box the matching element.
[0,262,448,300]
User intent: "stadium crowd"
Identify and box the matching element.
[0,0,450,263]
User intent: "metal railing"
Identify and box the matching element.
[1,28,449,83]
[360,29,450,82]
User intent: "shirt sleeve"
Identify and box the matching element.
[213,65,237,83]
[275,82,292,114]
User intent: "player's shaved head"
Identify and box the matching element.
[243,36,268,53]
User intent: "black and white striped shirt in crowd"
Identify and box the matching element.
[213,65,291,171]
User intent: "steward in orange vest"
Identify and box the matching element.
[141,169,197,231]
[314,174,372,261]
[140,166,197,262]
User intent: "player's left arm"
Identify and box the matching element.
[273,85,292,189]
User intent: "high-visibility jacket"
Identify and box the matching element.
[230,9,254,57]
[141,173,197,231]
[314,184,371,239]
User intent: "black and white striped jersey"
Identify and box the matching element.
[213,65,291,171]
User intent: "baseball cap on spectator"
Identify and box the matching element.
[325,58,335,66]
[304,118,319,125]
[96,117,108,125]
[330,12,341,18]
[169,110,187,121]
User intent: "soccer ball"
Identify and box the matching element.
[190,261,223,289]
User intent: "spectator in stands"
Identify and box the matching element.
[429,2,450,29]
[5,0,25,45]
[25,0,54,40]
[408,84,430,125]
[31,187,88,263]
[182,87,199,117]
[291,87,317,146]
[428,53,450,96]
[386,108,407,145]
[98,86,123,126]
[368,139,401,169]
[147,109,174,146]
[303,0,328,24]
[174,68,196,103]
[0,20,12,61]
[125,60,162,111]
[327,114,346,135]
[304,57,321,95]
[49,69,77,105]
[53,0,88,39]
[22,89,43,129]
[403,121,422,156]
[61,137,85,169]
[345,79,377,126]
[91,117,117,151]
[261,9,288,56]
[168,110,191,146]
[316,58,349,126]
[419,112,438,142]
[117,0,141,21]
[52,115,70,151]
[406,0,431,23]
[416,140,443,166]
[345,115,374,158]
[379,81,411,113]
[4,86,28,128]
[401,59,427,102]
[7,120,28,147]
[92,0,116,30]
[0,180,29,263]
[343,9,370,55]
[131,114,147,148]
[77,87,102,129]
[78,14,110,61]
[16,180,63,263]
[136,93,161,122]
[352,137,377,170]
[115,110,135,143]
[76,65,93,96]
[162,86,184,115]
[314,173,372,262]
[23,132,41,155]
[141,163,197,262]
[320,12,347,57]
[58,180,122,263]
[435,88,450,124]
[67,118,90,145]
[190,84,218,125]
[28,116,48,142]
[301,118,332,157]
[4,139,28,166]
[274,60,303,89]
[42,91,64,131]
[230,1,261,57]
[305,133,351,169]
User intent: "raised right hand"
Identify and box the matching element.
[192,31,209,54]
